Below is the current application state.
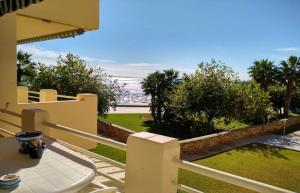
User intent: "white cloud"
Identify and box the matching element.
[16,45,176,78]
[16,45,253,83]
[274,47,299,52]
[17,45,116,66]
[268,55,289,63]
[82,56,115,64]
[126,63,159,67]
[16,45,254,91]
[239,73,250,81]
[18,45,66,65]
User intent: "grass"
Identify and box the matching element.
[90,143,300,193]
[100,113,195,139]
[90,143,126,163]
[180,144,300,193]
[100,114,249,139]
[100,113,152,132]
[288,112,300,117]
[213,117,249,130]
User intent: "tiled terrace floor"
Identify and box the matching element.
[76,151,125,193]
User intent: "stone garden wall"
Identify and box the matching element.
[180,117,300,155]
[98,120,135,143]
[98,117,300,156]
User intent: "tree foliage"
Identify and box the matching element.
[17,50,36,85]
[142,69,179,123]
[170,60,272,133]
[278,56,300,117]
[268,84,285,116]
[248,56,300,117]
[248,59,278,91]
[170,60,236,129]
[290,89,300,114]
[27,54,121,116]
[228,81,273,123]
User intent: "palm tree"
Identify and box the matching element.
[248,59,278,91]
[142,69,179,124]
[279,56,300,117]
[17,50,36,85]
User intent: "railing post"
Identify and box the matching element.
[40,89,57,102]
[125,132,180,193]
[17,86,28,103]
[22,109,50,136]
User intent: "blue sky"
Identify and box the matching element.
[19,0,300,79]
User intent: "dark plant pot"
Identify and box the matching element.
[15,131,43,154]
[19,142,29,154]
[28,144,45,159]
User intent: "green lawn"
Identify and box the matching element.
[101,113,300,139]
[289,112,300,117]
[100,114,249,139]
[100,113,196,139]
[90,143,300,193]
[180,144,300,193]
[90,143,126,163]
[100,113,152,132]
[213,117,249,130]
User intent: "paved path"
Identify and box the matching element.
[256,132,300,152]
[109,107,150,114]
[183,131,300,161]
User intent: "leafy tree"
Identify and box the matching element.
[268,84,285,116]
[29,54,121,116]
[170,60,236,130]
[30,63,56,89]
[17,50,36,85]
[170,60,273,136]
[290,89,300,114]
[278,56,300,117]
[248,59,278,91]
[228,81,273,123]
[142,69,179,124]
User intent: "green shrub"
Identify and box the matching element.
[228,81,273,123]
[170,60,237,134]
[169,61,273,135]
[28,54,121,116]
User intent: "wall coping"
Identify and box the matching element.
[98,120,136,134]
[179,117,298,144]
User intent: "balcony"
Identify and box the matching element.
[0,1,297,192]
[0,105,296,193]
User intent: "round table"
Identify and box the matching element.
[0,137,96,193]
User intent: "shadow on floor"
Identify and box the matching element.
[234,143,289,160]
[142,120,222,140]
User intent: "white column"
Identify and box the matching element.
[125,132,180,193]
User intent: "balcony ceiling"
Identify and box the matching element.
[1,0,99,44]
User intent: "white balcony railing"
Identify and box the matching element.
[0,108,296,193]
[177,160,294,193]
[43,121,127,151]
